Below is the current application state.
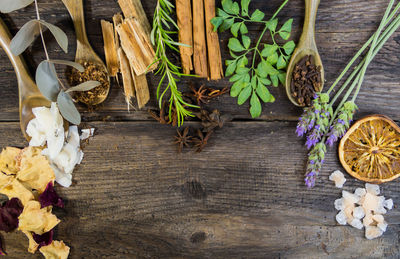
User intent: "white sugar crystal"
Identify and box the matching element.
[363,212,373,227]
[336,211,347,225]
[362,193,380,212]
[344,204,355,224]
[334,198,344,211]
[343,190,360,205]
[80,128,95,140]
[329,170,346,188]
[350,218,364,230]
[377,222,388,232]
[384,199,394,210]
[365,226,384,240]
[372,214,384,224]
[355,188,367,198]
[365,183,380,195]
[353,206,365,219]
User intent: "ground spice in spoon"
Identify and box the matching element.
[290,55,322,106]
[68,62,109,105]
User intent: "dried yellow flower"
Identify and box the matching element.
[17,147,55,193]
[0,147,21,175]
[22,230,39,254]
[39,240,70,259]
[0,175,34,206]
[18,200,60,235]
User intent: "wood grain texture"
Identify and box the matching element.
[0,0,400,258]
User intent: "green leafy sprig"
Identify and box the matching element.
[150,0,199,127]
[1,0,99,125]
[212,0,294,118]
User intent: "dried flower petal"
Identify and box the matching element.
[0,147,21,175]
[22,230,39,254]
[39,182,64,208]
[0,198,23,232]
[0,174,34,206]
[18,201,60,235]
[33,229,54,248]
[39,240,70,259]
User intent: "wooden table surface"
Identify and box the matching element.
[1,0,400,258]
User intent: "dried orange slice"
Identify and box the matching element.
[339,115,400,184]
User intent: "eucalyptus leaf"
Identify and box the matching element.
[57,91,81,125]
[65,81,100,93]
[49,60,84,72]
[36,60,60,102]
[10,20,40,56]
[39,20,68,53]
[0,0,34,13]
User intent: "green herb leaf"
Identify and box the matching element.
[231,2,240,15]
[251,77,257,89]
[267,18,278,32]
[57,91,81,125]
[278,31,290,40]
[0,0,33,13]
[278,72,286,85]
[229,73,245,82]
[276,55,287,69]
[240,23,248,34]
[258,77,271,85]
[270,74,279,87]
[242,35,251,49]
[236,67,250,74]
[250,93,262,118]
[225,60,237,76]
[261,60,279,76]
[217,8,230,18]
[231,22,241,37]
[211,17,224,31]
[238,85,252,105]
[231,80,247,97]
[267,52,279,65]
[222,0,234,14]
[228,38,245,52]
[256,83,271,102]
[261,44,278,57]
[250,9,265,21]
[279,19,293,32]
[241,0,250,16]
[283,41,295,55]
[219,18,235,32]
[237,56,248,68]
[35,60,60,102]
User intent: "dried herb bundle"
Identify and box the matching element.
[211,0,294,118]
[2,0,100,125]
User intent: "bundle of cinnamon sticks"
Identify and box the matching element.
[176,0,223,80]
[101,0,156,109]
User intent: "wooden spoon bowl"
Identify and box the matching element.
[0,18,51,140]
[285,0,324,107]
[62,0,110,106]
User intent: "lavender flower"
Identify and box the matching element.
[296,108,315,137]
[305,142,326,188]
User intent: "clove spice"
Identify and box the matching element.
[290,55,322,107]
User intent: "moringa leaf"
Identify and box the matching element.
[279,31,290,40]
[57,91,81,125]
[0,0,34,13]
[256,83,271,102]
[261,44,278,57]
[250,93,261,118]
[48,60,84,72]
[283,41,295,55]
[10,20,40,56]
[39,20,68,53]
[267,52,279,65]
[219,18,235,32]
[250,9,264,21]
[279,19,293,33]
[238,85,252,105]
[225,60,237,76]
[228,38,245,52]
[65,81,100,93]
[268,19,278,32]
[241,0,251,16]
[35,60,60,102]
[231,22,241,37]
[276,55,287,69]
[242,35,251,49]
[211,17,224,31]
[240,23,248,34]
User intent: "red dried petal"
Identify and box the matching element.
[0,198,23,232]
[39,182,64,208]
[33,229,54,248]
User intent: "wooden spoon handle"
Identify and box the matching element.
[0,18,31,81]
[62,0,90,48]
[301,0,320,48]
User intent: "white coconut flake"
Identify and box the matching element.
[329,170,346,188]
[365,183,380,196]
[80,128,95,140]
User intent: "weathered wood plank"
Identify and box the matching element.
[0,0,399,122]
[0,121,399,258]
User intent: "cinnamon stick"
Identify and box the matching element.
[204,0,223,80]
[176,0,193,75]
[192,0,208,78]
[101,20,119,77]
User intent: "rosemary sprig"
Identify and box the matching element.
[151,0,199,127]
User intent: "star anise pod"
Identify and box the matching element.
[148,101,178,126]
[193,129,213,152]
[195,109,232,132]
[189,84,209,105]
[174,127,192,153]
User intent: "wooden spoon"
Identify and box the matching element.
[62,0,110,105]
[285,0,324,107]
[0,18,51,140]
